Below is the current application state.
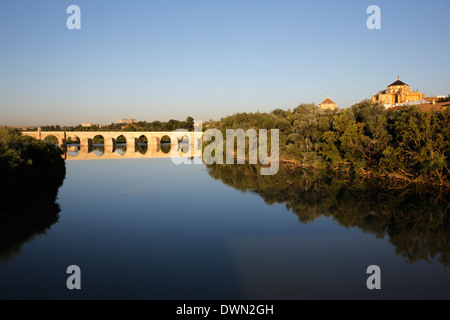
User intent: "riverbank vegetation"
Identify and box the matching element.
[0,127,66,261]
[208,100,450,186]
[0,127,66,212]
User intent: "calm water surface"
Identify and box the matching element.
[1,149,449,299]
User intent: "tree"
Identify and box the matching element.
[186,116,194,131]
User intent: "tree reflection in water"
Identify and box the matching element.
[0,199,61,263]
[206,164,450,267]
[0,157,65,263]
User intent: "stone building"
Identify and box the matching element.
[118,118,138,124]
[319,94,338,110]
[372,77,424,107]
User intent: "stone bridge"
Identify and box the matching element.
[22,130,203,150]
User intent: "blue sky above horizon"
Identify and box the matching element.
[1,0,449,126]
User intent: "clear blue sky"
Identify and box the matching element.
[1,0,449,126]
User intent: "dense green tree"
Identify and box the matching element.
[0,128,65,262]
[380,107,448,181]
[206,100,449,184]
[0,127,66,212]
[186,116,194,131]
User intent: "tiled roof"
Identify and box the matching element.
[320,95,336,105]
[388,79,408,87]
[388,101,449,112]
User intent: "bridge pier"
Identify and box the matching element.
[126,138,138,153]
[105,144,115,153]
[126,138,138,147]
[79,138,92,153]
[150,136,161,146]
[105,138,116,148]
[148,142,160,153]
[81,144,92,153]
[60,132,67,148]
[81,138,93,148]
[59,139,67,149]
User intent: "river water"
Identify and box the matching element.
[0,145,449,299]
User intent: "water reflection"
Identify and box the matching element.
[160,143,170,154]
[116,144,126,155]
[137,143,147,155]
[62,142,199,160]
[67,144,80,156]
[0,161,65,263]
[0,200,61,263]
[206,164,450,267]
[93,144,105,156]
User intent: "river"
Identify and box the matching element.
[0,145,449,299]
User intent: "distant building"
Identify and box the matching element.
[319,94,338,110]
[82,123,93,128]
[118,118,138,124]
[372,77,425,107]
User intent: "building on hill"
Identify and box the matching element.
[372,77,425,108]
[118,118,137,124]
[319,94,337,110]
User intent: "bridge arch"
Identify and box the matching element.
[65,134,80,156]
[138,135,148,144]
[92,134,105,145]
[90,135,104,156]
[159,135,171,154]
[138,135,148,154]
[66,135,80,145]
[115,134,127,144]
[115,135,127,155]
[43,134,61,146]
[160,135,171,144]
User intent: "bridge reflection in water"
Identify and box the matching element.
[63,143,202,160]
[22,130,203,160]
